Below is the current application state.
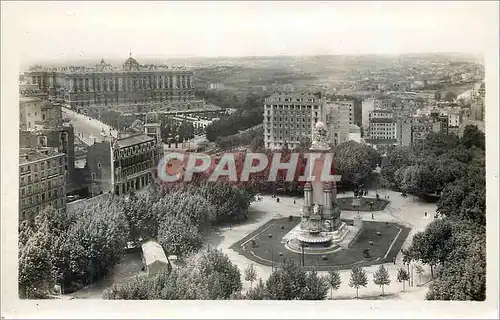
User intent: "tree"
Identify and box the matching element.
[434,91,442,101]
[334,141,374,186]
[397,268,410,291]
[425,234,485,301]
[19,227,54,298]
[326,268,342,299]
[266,259,307,300]
[373,264,391,296]
[250,135,265,152]
[415,264,424,286]
[301,271,329,300]
[461,125,485,150]
[103,275,153,300]
[158,214,203,258]
[197,248,242,299]
[381,146,413,186]
[407,219,455,277]
[51,197,129,288]
[348,266,368,299]
[443,91,457,102]
[244,264,258,288]
[245,278,268,300]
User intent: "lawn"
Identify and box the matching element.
[337,197,389,212]
[230,217,410,271]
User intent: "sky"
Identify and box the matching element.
[2,1,497,63]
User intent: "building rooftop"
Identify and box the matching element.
[141,240,168,266]
[19,147,63,164]
[19,96,43,103]
[116,133,155,148]
[370,109,393,113]
[26,56,191,74]
[370,118,395,123]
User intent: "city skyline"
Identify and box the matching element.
[3,1,496,64]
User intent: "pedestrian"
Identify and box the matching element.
[424,211,427,217]
[293,199,296,204]
[393,257,396,265]
[371,213,374,219]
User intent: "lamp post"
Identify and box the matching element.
[271,247,274,272]
[301,242,305,267]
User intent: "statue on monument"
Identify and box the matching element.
[311,121,329,150]
[313,203,320,215]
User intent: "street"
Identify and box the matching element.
[62,108,118,146]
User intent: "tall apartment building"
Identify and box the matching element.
[24,55,195,112]
[263,91,325,149]
[19,147,66,221]
[86,125,160,196]
[411,119,434,143]
[324,102,350,146]
[396,118,412,147]
[361,99,375,131]
[368,110,397,140]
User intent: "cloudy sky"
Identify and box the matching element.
[2,1,497,63]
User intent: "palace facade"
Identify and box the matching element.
[24,55,195,111]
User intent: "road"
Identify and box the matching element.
[164,134,209,151]
[62,108,118,146]
[63,107,211,150]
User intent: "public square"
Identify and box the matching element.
[205,189,438,300]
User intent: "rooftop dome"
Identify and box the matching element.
[123,54,140,71]
[315,121,326,130]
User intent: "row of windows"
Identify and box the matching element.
[265,104,319,110]
[19,200,64,221]
[20,189,64,209]
[114,173,153,195]
[20,158,64,173]
[117,152,154,169]
[20,167,65,185]
[114,144,155,160]
[71,90,192,100]
[115,161,155,180]
[20,178,64,196]
[70,76,192,89]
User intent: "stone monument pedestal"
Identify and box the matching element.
[353,214,363,229]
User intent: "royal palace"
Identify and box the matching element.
[23,54,195,112]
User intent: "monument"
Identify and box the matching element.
[284,121,362,253]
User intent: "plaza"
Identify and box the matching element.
[230,217,410,271]
[206,188,438,300]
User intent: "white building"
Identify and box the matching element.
[348,124,362,143]
[361,98,375,132]
[263,91,325,149]
[324,101,350,146]
[141,240,170,277]
[368,110,397,140]
[19,97,62,131]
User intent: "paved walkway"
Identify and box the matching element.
[204,189,438,300]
